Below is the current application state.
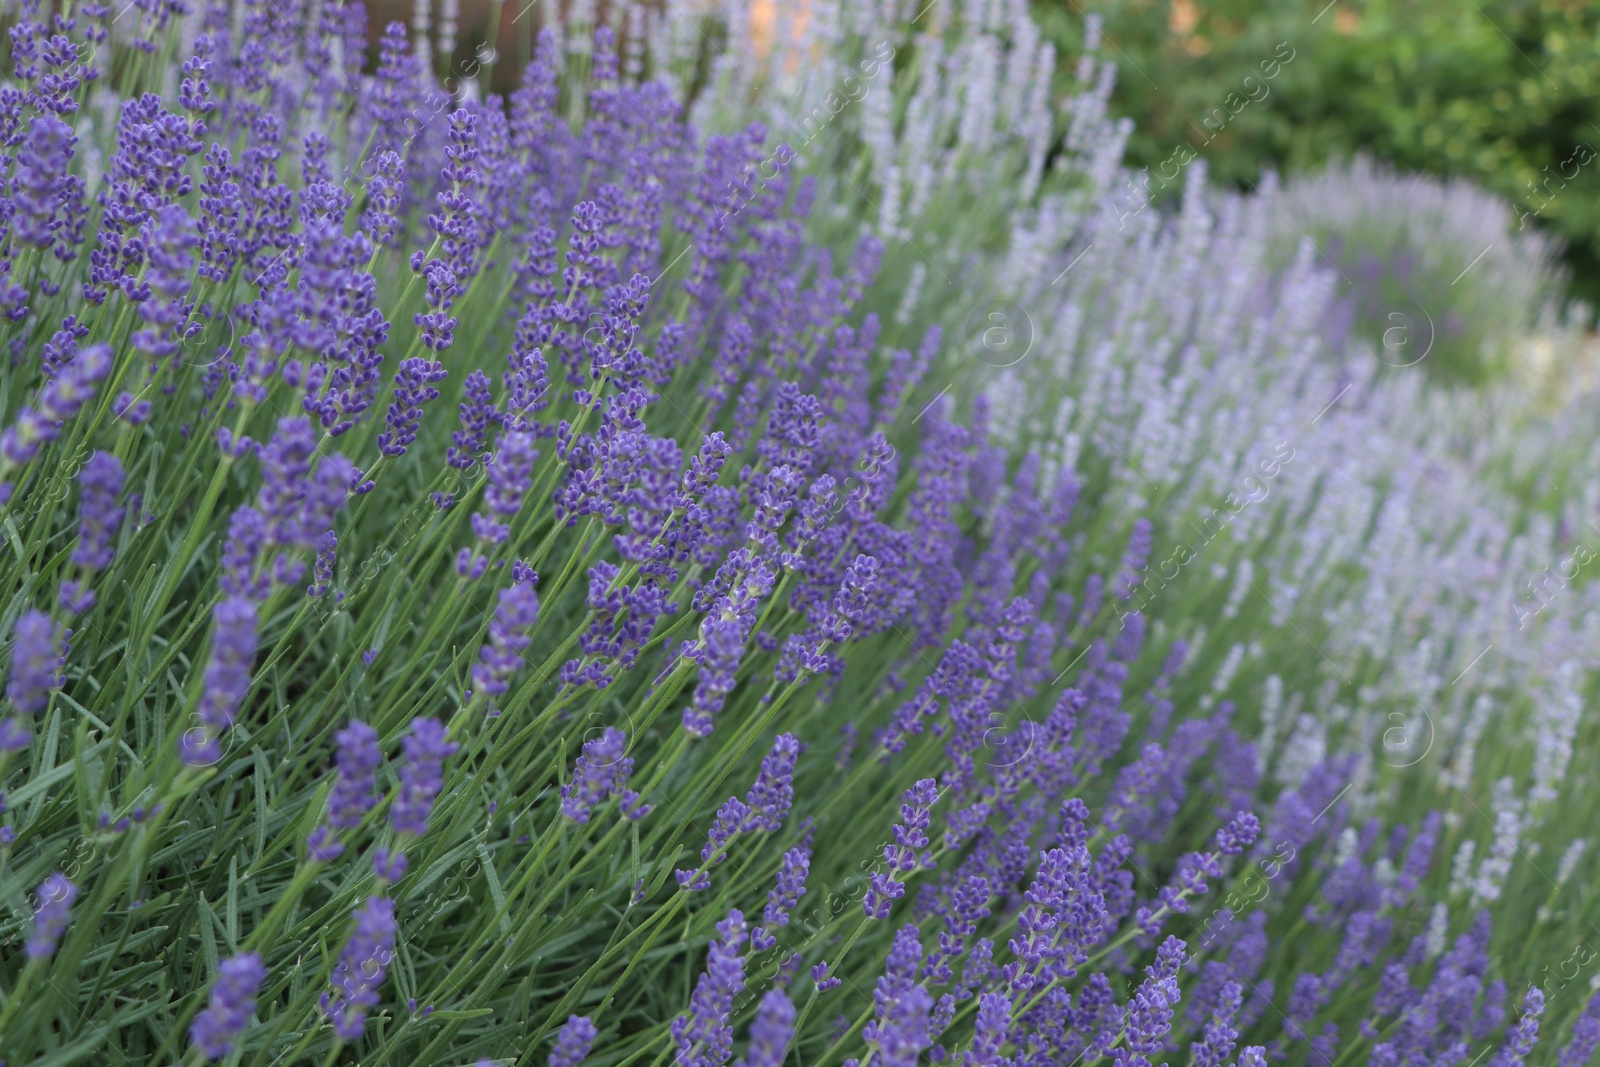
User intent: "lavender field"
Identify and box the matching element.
[0,1,1597,1065]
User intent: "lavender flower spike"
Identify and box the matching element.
[742,733,800,832]
[5,611,67,750]
[327,721,382,828]
[865,779,939,919]
[471,581,541,703]
[753,845,811,951]
[549,1015,599,1067]
[181,596,259,767]
[1215,811,1261,855]
[308,719,383,861]
[26,872,78,959]
[71,450,126,572]
[191,952,267,1060]
[670,909,747,1067]
[561,726,637,824]
[321,896,397,1040]
[390,717,459,837]
[735,990,795,1067]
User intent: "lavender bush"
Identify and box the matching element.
[1272,155,1579,384]
[0,1,1598,1066]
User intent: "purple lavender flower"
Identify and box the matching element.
[677,797,749,891]
[361,150,405,248]
[131,203,198,361]
[449,370,500,469]
[865,982,931,1067]
[6,610,66,723]
[968,992,1012,1066]
[735,991,794,1067]
[321,896,397,1040]
[181,596,258,766]
[191,952,266,1059]
[1116,518,1153,600]
[742,733,799,832]
[1122,941,1184,1060]
[1216,811,1261,856]
[1490,988,1544,1067]
[752,845,810,951]
[670,909,746,1067]
[549,1015,598,1067]
[1,342,111,466]
[70,450,125,572]
[471,430,540,548]
[326,720,381,829]
[373,849,408,883]
[26,872,77,959]
[12,115,75,248]
[390,717,458,837]
[377,357,447,456]
[561,726,638,823]
[866,779,939,919]
[1558,992,1600,1067]
[1189,980,1242,1067]
[414,261,461,352]
[471,581,541,703]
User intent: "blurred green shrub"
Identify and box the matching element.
[1033,0,1600,305]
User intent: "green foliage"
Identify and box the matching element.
[1034,0,1600,304]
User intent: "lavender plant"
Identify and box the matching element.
[0,1,1597,1066]
[1272,155,1578,385]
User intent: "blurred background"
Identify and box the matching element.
[369,0,1599,394]
[375,0,1600,307]
[1032,0,1600,309]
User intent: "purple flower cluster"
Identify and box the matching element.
[561,726,649,823]
[866,779,939,920]
[390,717,458,837]
[548,1015,598,1067]
[2,610,68,750]
[0,6,1581,1066]
[471,580,541,708]
[1,342,111,470]
[191,952,266,1060]
[677,735,800,891]
[671,909,747,1067]
[321,896,397,1040]
[60,450,125,614]
[308,719,382,862]
[26,871,77,959]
